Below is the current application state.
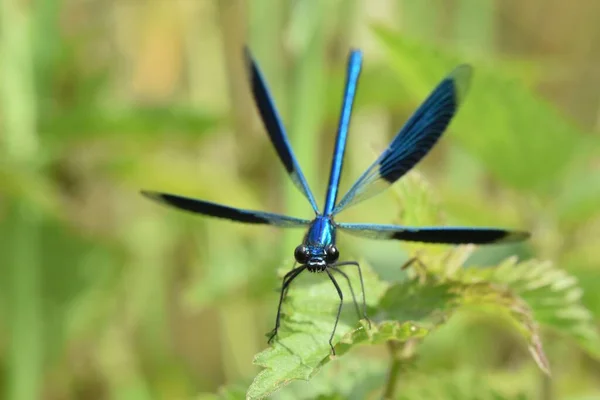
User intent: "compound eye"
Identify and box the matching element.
[294,245,310,264]
[325,245,339,263]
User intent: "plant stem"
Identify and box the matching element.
[1,1,42,400]
[382,341,403,399]
[217,0,252,142]
[215,1,260,381]
[383,339,417,399]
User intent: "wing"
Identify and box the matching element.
[337,223,529,244]
[142,191,311,228]
[245,48,319,213]
[332,65,472,215]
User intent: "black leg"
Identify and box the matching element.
[281,262,298,299]
[330,266,361,320]
[333,261,371,328]
[325,269,343,355]
[268,265,305,344]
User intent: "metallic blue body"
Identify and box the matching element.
[305,216,336,257]
[323,50,363,216]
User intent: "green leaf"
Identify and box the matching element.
[0,204,121,365]
[409,245,600,366]
[247,261,389,399]
[381,249,551,375]
[248,320,425,399]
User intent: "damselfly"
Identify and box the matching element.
[142,48,529,354]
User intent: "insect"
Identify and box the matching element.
[141,47,529,354]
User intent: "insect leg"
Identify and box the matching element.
[333,261,370,328]
[267,265,305,344]
[330,266,361,320]
[325,269,344,355]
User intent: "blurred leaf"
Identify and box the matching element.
[569,268,600,325]
[0,205,121,363]
[274,355,387,400]
[0,161,62,217]
[39,107,222,144]
[372,25,586,193]
[31,0,64,103]
[198,383,249,400]
[396,369,530,400]
[555,166,600,226]
[325,63,412,114]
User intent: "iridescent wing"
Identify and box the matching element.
[142,191,311,228]
[246,48,319,213]
[332,65,472,215]
[337,223,529,244]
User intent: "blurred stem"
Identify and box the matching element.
[216,1,259,380]
[383,340,417,399]
[6,206,41,400]
[217,0,253,141]
[249,0,286,101]
[383,341,402,399]
[541,374,554,400]
[208,225,258,380]
[1,1,42,400]
[98,327,153,400]
[331,0,358,51]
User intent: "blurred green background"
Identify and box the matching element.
[1,0,600,399]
